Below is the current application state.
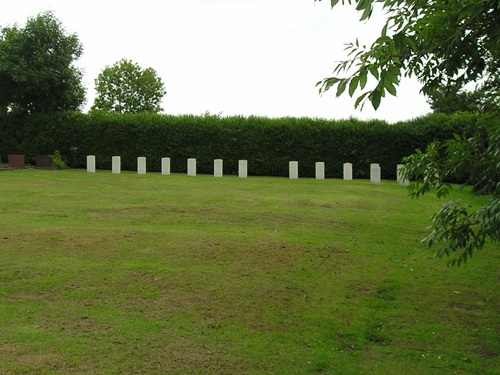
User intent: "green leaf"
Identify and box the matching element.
[380,67,400,97]
[360,6,372,21]
[376,36,392,45]
[393,32,405,53]
[318,77,340,93]
[336,79,348,97]
[348,76,359,97]
[354,91,370,108]
[359,69,368,89]
[381,22,388,38]
[384,80,397,96]
[369,65,379,80]
[370,88,382,110]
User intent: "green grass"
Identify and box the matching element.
[0,169,498,374]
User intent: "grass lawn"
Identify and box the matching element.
[0,169,498,374]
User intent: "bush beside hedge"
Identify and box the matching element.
[0,111,481,179]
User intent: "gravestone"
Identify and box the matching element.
[87,155,96,173]
[370,163,381,184]
[161,157,171,175]
[289,161,298,179]
[187,158,196,176]
[36,155,53,169]
[315,162,325,180]
[343,162,353,180]
[8,154,25,169]
[397,164,410,186]
[112,156,121,174]
[239,160,248,178]
[214,159,223,177]
[137,157,146,175]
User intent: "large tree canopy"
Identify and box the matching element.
[316,0,500,110]
[91,59,166,114]
[0,11,85,114]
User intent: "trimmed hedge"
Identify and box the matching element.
[0,111,481,179]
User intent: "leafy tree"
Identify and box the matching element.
[427,86,488,114]
[400,121,499,266]
[92,59,166,114]
[427,73,500,114]
[316,0,500,265]
[0,11,85,113]
[316,0,500,111]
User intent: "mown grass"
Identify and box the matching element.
[0,169,498,374]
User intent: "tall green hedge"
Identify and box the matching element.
[0,111,481,179]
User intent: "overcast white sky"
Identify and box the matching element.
[2,0,431,122]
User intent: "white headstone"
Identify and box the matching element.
[343,163,353,180]
[137,157,146,175]
[214,159,223,177]
[315,162,325,180]
[161,157,171,176]
[87,155,96,173]
[238,160,248,178]
[187,158,196,177]
[112,156,121,174]
[397,164,410,186]
[370,163,381,184]
[289,161,298,179]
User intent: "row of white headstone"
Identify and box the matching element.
[85,155,410,186]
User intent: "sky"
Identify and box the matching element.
[1,0,432,122]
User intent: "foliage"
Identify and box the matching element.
[427,74,500,114]
[51,150,68,169]
[316,0,500,110]
[400,123,500,266]
[92,59,166,114]
[0,11,85,114]
[427,87,489,114]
